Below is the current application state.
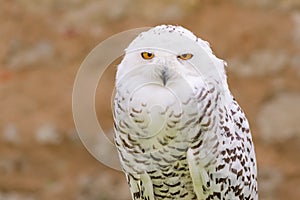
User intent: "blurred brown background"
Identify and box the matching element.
[1,0,300,199]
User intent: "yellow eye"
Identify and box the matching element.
[141,52,155,59]
[178,53,193,60]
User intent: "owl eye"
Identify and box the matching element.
[141,52,155,59]
[178,53,193,60]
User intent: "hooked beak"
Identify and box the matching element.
[159,67,169,86]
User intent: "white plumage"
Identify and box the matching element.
[114,25,258,200]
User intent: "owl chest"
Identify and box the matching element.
[119,135,190,170]
[116,115,202,173]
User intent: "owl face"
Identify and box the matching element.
[116,25,227,99]
[116,47,200,120]
[117,48,200,88]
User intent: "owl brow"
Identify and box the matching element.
[125,47,180,55]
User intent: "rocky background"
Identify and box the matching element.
[1,0,300,199]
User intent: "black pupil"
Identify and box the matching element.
[182,54,187,58]
[147,53,152,57]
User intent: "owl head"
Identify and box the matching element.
[116,25,228,94]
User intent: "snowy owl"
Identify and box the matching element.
[113,25,258,200]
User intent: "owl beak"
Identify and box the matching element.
[160,67,169,86]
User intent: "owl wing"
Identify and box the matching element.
[187,148,211,199]
[126,173,155,200]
